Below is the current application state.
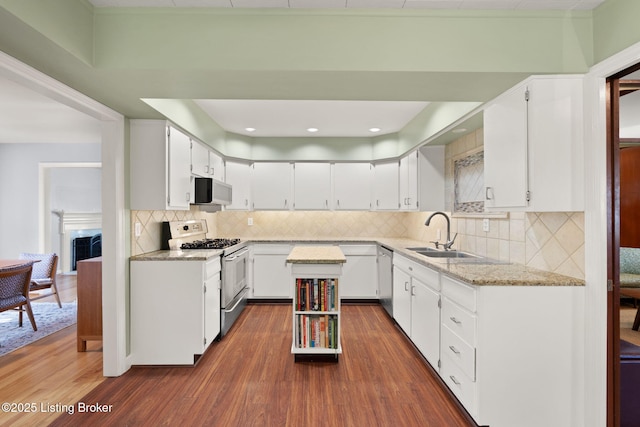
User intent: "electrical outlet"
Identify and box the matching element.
[248,217,254,226]
[134,222,142,237]
[483,218,490,232]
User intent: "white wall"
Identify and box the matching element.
[0,142,101,258]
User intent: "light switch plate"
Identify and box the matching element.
[248,217,254,226]
[482,218,490,232]
[134,222,142,237]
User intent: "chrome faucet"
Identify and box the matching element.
[425,211,457,250]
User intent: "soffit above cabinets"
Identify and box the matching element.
[194,99,430,137]
[87,0,606,11]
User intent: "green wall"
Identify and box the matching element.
[594,0,640,64]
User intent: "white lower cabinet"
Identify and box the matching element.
[251,244,292,298]
[130,256,221,365]
[440,274,584,427]
[392,255,584,427]
[339,244,378,299]
[392,254,441,370]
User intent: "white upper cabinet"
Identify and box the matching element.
[225,161,251,210]
[251,162,292,210]
[293,163,331,210]
[399,151,419,210]
[191,141,210,178]
[418,146,446,212]
[209,151,225,182]
[484,75,584,211]
[167,127,192,209]
[130,120,191,210]
[192,141,225,181]
[373,161,400,210]
[333,163,372,210]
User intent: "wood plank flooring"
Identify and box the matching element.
[0,273,104,427]
[48,303,474,427]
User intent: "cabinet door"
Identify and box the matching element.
[252,255,291,298]
[374,161,399,210]
[334,163,372,210]
[418,146,445,211]
[209,151,225,181]
[167,126,192,209]
[252,162,292,210]
[483,85,528,209]
[226,161,251,210]
[340,254,378,299]
[393,266,412,335]
[294,163,331,210]
[400,151,418,210]
[191,141,210,178]
[411,278,441,370]
[527,77,584,211]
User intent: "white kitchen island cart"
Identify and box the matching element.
[286,246,346,362]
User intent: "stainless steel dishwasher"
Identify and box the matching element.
[377,245,393,317]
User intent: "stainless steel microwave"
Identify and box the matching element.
[194,177,232,206]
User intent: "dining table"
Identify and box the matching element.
[0,259,34,269]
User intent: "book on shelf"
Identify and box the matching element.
[295,314,338,349]
[295,278,338,312]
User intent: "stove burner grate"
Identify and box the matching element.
[181,238,241,250]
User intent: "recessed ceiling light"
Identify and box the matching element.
[452,128,467,134]
[245,127,256,132]
[369,127,381,133]
[307,127,319,133]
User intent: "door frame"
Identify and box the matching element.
[0,51,129,376]
[586,41,640,427]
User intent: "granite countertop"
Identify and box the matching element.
[130,248,224,261]
[286,245,347,264]
[130,236,584,287]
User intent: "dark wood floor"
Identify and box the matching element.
[50,303,473,426]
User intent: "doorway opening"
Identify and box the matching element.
[607,61,640,427]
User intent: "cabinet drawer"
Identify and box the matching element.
[441,352,477,418]
[442,298,476,346]
[441,275,476,312]
[441,325,476,380]
[393,255,439,291]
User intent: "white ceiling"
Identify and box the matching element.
[194,99,429,137]
[88,0,606,11]
[0,76,101,144]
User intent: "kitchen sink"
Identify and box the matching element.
[407,247,479,259]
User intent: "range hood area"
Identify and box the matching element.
[193,177,232,211]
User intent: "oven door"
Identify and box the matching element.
[222,247,248,308]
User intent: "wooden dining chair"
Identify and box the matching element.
[0,261,37,331]
[19,253,61,308]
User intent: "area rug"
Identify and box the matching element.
[0,302,77,356]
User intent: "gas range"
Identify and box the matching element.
[159,219,249,338]
[161,220,243,254]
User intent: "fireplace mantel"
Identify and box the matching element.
[53,210,102,272]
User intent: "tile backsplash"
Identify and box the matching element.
[129,128,585,279]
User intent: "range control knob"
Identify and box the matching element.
[183,225,189,231]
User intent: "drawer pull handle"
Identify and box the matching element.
[449,375,461,386]
[449,345,460,355]
[450,316,462,325]
[404,281,409,291]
